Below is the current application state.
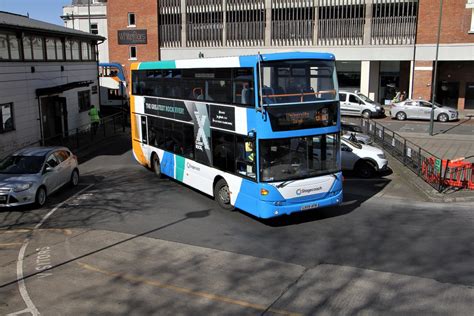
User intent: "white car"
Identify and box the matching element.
[341,138,388,178]
[339,91,385,118]
[390,99,459,122]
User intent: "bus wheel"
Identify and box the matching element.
[214,179,234,211]
[151,154,162,178]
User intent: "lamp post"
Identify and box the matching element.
[87,0,91,33]
[429,0,443,136]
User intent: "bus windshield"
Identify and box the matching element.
[260,133,340,182]
[261,60,336,105]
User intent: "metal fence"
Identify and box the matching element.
[348,117,448,192]
[0,112,129,160]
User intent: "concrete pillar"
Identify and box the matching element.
[363,0,373,45]
[313,1,319,45]
[360,61,380,102]
[222,0,227,46]
[181,0,187,47]
[264,0,272,46]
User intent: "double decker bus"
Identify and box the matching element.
[99,62,128,114]
[130,52,342,219]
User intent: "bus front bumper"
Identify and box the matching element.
[256,190,343,219]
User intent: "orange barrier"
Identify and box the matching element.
[422,157,474,190]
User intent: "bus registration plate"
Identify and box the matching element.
[301,203,318,211]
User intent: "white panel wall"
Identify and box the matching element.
[0,61,99,156]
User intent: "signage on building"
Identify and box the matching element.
[118,29,147,45]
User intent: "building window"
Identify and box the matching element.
[72,40,80,60]
[56,39,64,60]
[90,23,99,35]
[32,36,44,60]
[0,102,14,134]
[46,38,56,60]
[78,90,91,112]
[0,33,8,60]
[129,46,137,60]
[65,40,72,60]
[81,42,89,60]
[128,13,136,27]
[23,36,32,60]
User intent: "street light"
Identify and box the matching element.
[429,0,444,136]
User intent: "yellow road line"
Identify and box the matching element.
[78,262,301,316]
[0,228,72,235]
[0,242,23,247]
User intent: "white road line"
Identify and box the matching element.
[8,184,94,316]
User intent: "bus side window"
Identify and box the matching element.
[212,131,235,173]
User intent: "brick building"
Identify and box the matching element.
[413,0,474,112]
[107,0,159,83]
[106,0,474,114]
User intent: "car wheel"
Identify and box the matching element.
[396,111,407,121]
[356,160,376,178]
[151,153,162,178]
[35,186,47,207]
[362,110,371,119]
[438,113,449,123]
[214,179,234,211]
[70,169,79,187]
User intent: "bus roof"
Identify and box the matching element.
[134,51,335,70]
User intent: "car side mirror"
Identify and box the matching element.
[44,166,54,173]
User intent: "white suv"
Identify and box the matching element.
[341,138,388,178]
[339,91,385,118]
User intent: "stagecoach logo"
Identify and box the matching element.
[194,111,210,151]
[186,162,200,172]
[295,186,322,196]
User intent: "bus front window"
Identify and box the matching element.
[261,60,336,105]
[260,133,340,182]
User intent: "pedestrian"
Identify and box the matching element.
[88,104,100,135]
[392,91,401,103]
[400,91,407,101]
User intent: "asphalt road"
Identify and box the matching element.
[1,136,473,315]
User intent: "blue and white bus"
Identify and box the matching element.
[130,52,342,219]
[99,62,128,114]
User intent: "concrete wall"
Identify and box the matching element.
[0,61,99,155]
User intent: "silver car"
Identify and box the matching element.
[341,122,373,145]
[390,100,459,122]
[0,147,79,207]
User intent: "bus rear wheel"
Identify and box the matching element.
[214,179,234,211]
[151,154,162,178]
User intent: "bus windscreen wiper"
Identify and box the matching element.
[276,180,296,188]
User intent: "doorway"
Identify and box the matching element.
[41,96,68,141]
[465,83,474,110]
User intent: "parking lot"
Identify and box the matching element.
[1,135,474,315]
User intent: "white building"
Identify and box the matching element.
[62,0,109,62]
[0,11,104,156]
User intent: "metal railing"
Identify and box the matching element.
[348,117,448,192]
[0,112,129,160]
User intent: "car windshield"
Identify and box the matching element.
[0,155,45,174]
[357,93,376,104]
[261,60,337,105]
[260,133,340,182]
[342,123,363,133]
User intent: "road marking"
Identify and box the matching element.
[78,262,301,316]
[8,185,94,316]
[0,228,72,235]
[0,243,23,248]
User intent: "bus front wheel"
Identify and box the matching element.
[214,179,234,211]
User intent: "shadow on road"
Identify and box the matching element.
[434,115,472,135]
